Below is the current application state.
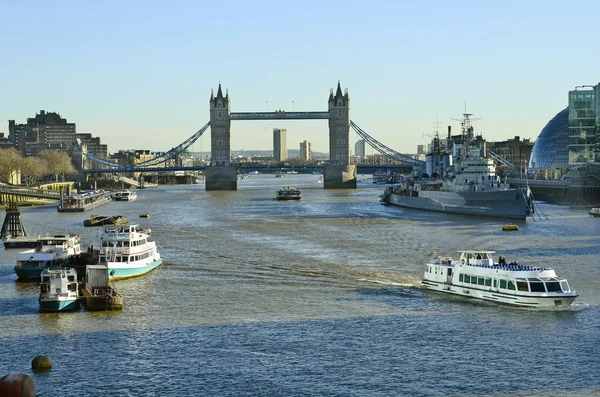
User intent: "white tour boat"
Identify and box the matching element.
[111,190,137,201]
[38,267,80,312]
[14,235,82,280]
[99,224,162,280]
[422,250,578,308]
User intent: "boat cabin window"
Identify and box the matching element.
[545,281,562,292]
[507,281,516,290]
[517,280,529,292]
[528,278,546,293]
[499,279,507,289]
[560,280,570,292]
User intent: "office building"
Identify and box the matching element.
[273,128,288,161]
[300,140,312,161]
[8,110,76,156]
[354,140,365,160]
[568,84,600,164]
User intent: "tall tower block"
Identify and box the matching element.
[324,81,357,188]
[206,84,237,190]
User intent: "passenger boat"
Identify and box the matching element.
[81,264,123,311]
[83,215,129,227]
[502,223,519,231]
[38,267,80,312]
[589,208,600,217]
[275,171,284,178]
[276,186,301,200]
[99,224,162,280]
[139,213,150,218]
[422,250,578,308]
[14,235,82,280]
[58,190,113,212]
[111,190,137,201]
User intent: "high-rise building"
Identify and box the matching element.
[273,128,288,161]
[299,140,312,161]
[417,145,425,156]
[568,84,600,164]
[354,140,365,160]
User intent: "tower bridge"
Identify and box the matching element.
[82,81,424,190]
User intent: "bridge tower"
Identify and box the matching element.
[206,84,237,190]
[324,81,357,188]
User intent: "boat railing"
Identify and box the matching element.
[467,262,551,272]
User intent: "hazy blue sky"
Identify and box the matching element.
[2,0,599,155]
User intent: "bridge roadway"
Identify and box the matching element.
[84,164,413,174]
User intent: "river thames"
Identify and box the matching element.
[0,174,599,396]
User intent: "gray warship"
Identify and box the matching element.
[381,113,533,219]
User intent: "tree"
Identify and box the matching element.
[0,148,23,184]
[39,150,77,182]
[21,156,46,186]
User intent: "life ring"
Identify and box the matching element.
[461,259,465,264]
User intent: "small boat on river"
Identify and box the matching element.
[276,186,301,200]
[99,224,162,280]
[84,215,129,227]
[589,208,600,217]
[111,190,137,201]
[14,235,82,280]
[422,250,578,308]
[38,267,80,312]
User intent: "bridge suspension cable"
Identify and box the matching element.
[349,120,425,166]
[83,121,211,169]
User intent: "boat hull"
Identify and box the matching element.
[422,280,578,308]
[384,188,531,219]
[38,298,79,312]
[14,266,45,280]
[108,259,163,280]
[82,289,123,311]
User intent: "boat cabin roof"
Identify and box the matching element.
[458,250,495,255]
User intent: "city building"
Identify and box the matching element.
[528,108,569,176]
[77,133,108,159]
[417,145,425,156]
[299,140,312,161]
[354,140,365,160]
[8,110,76,157]
[568,84,600,164]
[273,128,288,162]
[487,136,534,172]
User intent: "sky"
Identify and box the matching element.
[1,0,599,155]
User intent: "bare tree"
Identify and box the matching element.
[40,150,77,182]
[21,156,46,186]
[0,148,23,184]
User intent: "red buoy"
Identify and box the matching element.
[0,373,36,397]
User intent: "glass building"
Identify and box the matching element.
[568,84,600,164]
[529,108,569,170]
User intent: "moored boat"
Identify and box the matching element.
[14,235,82,280]
[38,267,80,312]
[381,112,533,219]
[99,224,162,280]
[111,190,137,201]
[81,264,123,311]
[276,186,301,200]
[58,190,112,212]
[3,235,41,249]
[589,208,600,217]
[422,250,578,308]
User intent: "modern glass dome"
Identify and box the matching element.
[529,107,569,169]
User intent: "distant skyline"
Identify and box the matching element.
[2,0,599,155]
